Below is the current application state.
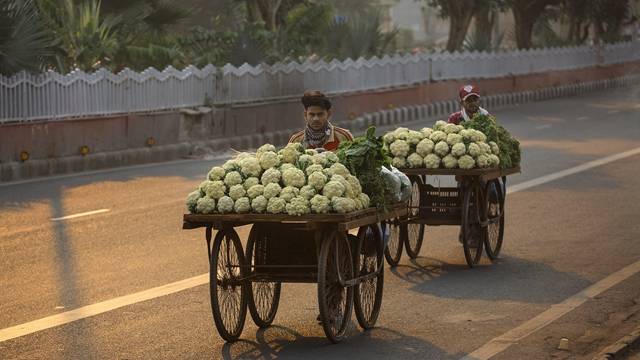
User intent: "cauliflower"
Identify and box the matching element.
[394,127,410,140]
[305,164,324,176]
[467,143,482,157]
[358,193,371,208]
[392,156,407,168]
[224,171,243,187]
[383,132,396,144]
[263,183,282,199]
[228,184,247,200]
[186,190,201,213]
[288,142,305,153]
[282,168,306,188]
[470,129,487,143]
[429,130,447,143]
[266,197,286,214]
[299,185,317,200]
[458,155,475,169]
[307,171,327,191]
[476,154,491,168]
[416,138,435,157]
[222,160,240,172]
[202,180,226,200]
[479,142,492,155]
[324,152,339,165]
[433,120,447,131]
[258,151,280,170]
[243,177,260,190]
[279,163,295,172]
[217,196,235,214]
[407,153,424,168]
[305,149,318,156]
[331,197,356,214]
[332,175,355,199]
[424,154,441,169]
[451,142,467,157]
[256,144,277,158]
[278,146,300,164]
[446,133,463,146]
[280,186,300,202]
[488,154,500,167]
[345,175,362,195]
[459,129,474,141]
[311,153,328,167]
[286,196,311,216]
[406,130,424,145]
[207,166,226,181]
[239,156,262,178]
[310,194,331,214]
[234,197,251,213]
[434,141,450,157]
[323,180,345,199]
[489,141,500,155]
[235,152,252,161]
[297,154,313,170]
[328,163,350,177]
[353,198,364,210]
[389,140,410,157]
[251,195,268,213]
[247,184,264,199]
[442,154,458,169]
[196,197,216,214]
[260,168,281,185]
[443,123,460,134]
[420,127,433,139]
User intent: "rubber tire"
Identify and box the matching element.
[461,186,484,268]
[245,225,281,328]
[354,225,384,330]
[484,179,505,260]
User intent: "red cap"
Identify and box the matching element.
[459,84,480,101]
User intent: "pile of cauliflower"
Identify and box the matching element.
[383,121,501,170]
[186,143,371,216]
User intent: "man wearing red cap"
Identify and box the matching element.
[448,84,490,125]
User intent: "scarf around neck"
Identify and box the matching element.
[303,122,332,148]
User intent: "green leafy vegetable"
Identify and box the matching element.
[463,114,521,169]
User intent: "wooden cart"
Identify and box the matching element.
[182,203,407,343]
[386,166,520,268]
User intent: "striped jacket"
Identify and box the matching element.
[288,124,354,152]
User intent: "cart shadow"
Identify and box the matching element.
[220,325,460,360]
[390,256,592,304]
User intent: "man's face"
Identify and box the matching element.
[304,105,330,131]
[462,95,480,115]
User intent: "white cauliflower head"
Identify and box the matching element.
[266,197,286,214]
[224,171,243,187]
[186,190,201,213]
[488,154,500,167]
[476,154,491,168]
[297,154,313,170]
[433,120,447,131]
[299,185,317,200]
[479,142,492,155]
[470,129,487,143]
[443,123,460,134]
[446,133,463,146]
[256,144,277,158]
[202,180,226,200]
[358,193,371,208]
[307,171,327,191]
[383,132,396,144]
[260,168,281,185]
[207,167,226,181]
[279,163,295,172]
[311,153,328,167]
[278,145,300,164]
[310,195,331,214]
[424,154,441,169]
[247,184,264,199]
[392,156,407,168]
[239,156,262,178]
[407,153,424,168]
[420,127,433,139]
[451,142,467,157]
[442,154,458,169]
[458,155,475,169]
[286,196,311,216]
[389,140,410,157]
[324,152,339,165]
[305,164,324,176]
[467,142,482,157]
[305,149,318,156]
[243,177,260,190]
[406,130,424,145]
[217,196,235,214]
[416,138,435,157]
[251,195,268,213]
[263,183,282,199]
[280,186,300,202]
[345,175,362,195]
[228,184,247,200]
[322,180,346,199]
[394,127,410,140]
[222,160,240,172]
[258,151,280,170]
[434,141,450,157]
[429,130,447,143]
[234,197,251,213]
[196,197,216,214]
[328,163,350,177]
[459,129,474,141]
[331,197,356,214]
[489,141,500,155]
[282,168,306,188]
[331,175,354,198]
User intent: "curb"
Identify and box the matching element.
[593,327,640,360]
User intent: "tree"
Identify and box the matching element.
[590,0,634,44]
[505,0,561,49]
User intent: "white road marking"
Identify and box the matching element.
[0,274,208,343]
[534,124,552,130]
[577,116,589,120]
[461,260,640,360]
[2,147,640,343]
[51,209,110,221]
[507,147,640,194]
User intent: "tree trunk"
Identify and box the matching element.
[246,0,262,24]
[474,4,494,49]
[445,1,476,52]
[510,0,560,49]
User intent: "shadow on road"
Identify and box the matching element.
[390,256,592,304]
[219,325,459,359]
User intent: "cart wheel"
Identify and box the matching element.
[382,221,402,267]
[210,228,248,342]
[461,186,484,267]
[405,176,425,259]
[354,225,384,330]
[245,225,281,328]
[318,230,354,343]
[484,179,505,260]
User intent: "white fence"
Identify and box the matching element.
[1,41,639,123]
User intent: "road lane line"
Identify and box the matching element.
[507,146,640,194]
[2,147,640,343]
[51,209,110,221]
[534,124,552,130]
[0,274,208,343]
[461,260,640,360]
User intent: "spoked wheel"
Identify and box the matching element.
[484,179,505,260]
[318,230,354,343]
[210,228,248,342]
[382,221,403,267]
[245,225,281,328]
[405,176,425,259]
[354,224,384,330]
[461,185,484,267]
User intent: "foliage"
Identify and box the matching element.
[462,113,520,168]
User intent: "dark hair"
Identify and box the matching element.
[301,90,331,110]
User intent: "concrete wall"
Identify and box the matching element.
[1,60,639,182]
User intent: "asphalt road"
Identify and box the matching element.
[1,84,640,359]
